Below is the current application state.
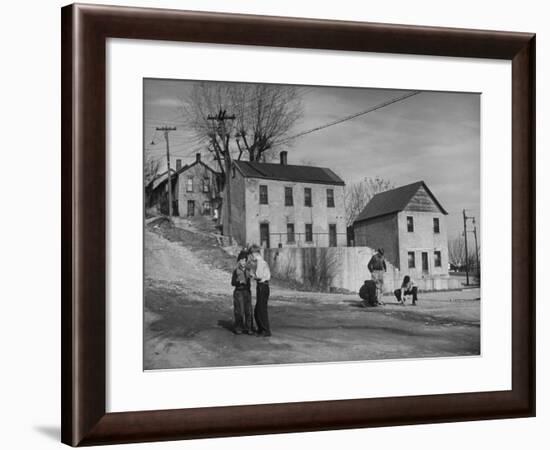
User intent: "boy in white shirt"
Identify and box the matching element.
[249,244,272,337]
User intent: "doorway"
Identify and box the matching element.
[187,200,195,217]
[259,223,270,248]
[421,251,429,272]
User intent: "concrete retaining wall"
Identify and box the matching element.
[264,246,461,293]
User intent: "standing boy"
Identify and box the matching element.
[231,250,253,335]
[249,244,272,337]
[367,248,387,303]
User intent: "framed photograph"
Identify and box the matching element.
[61,3,535,446]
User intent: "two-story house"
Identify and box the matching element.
[145,153,221,218]
[229,151,347,248]
[174,153,221,218]
[353,181,449,277]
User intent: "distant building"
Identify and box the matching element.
[145,153,221,218]
[353,181,449,277]
[145,168,178,215]
[229,151,347,248]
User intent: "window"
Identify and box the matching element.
[304,188,312,207]
[305,224,313,242]
[203,201,211,215]
[407,216,414,232]
[434,251,442,267]
[408,251,416,268]
[285,187,294,206]
[287,223,295,243]
[326,189,335,208]
[202,178,210,193]
[259,185,268,204]
[186,178,194,192]
[433,217,440,233]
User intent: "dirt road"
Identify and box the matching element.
[144,227,480,370]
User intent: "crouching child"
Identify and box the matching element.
[394,275,418,305]
[359,279,383,307]
[231,250,254,334]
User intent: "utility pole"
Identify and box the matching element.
[462,210,481,286]
[472,217,480,279]
[207,109,235,242]
[462,209,470,286]
[156,126,176,218]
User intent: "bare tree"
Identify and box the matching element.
[448,236,480,277]
[298,157,316,166]
[344,177,393,226]
[231,84,303,162]
[179,83,238,237]
[448,236,466,269]
[182,82,303,165]
[181,82,303,238]
[144,156,161,186]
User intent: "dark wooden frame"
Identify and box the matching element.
[61,3,536,446]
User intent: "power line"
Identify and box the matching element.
[275,90,421,145]
[145,141,205,153]
[144,112,186,123]
[145,89,421,154]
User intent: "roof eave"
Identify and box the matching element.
[353,211,398,225]
[238,174,345,186]
[418,181,448,215]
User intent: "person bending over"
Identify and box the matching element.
[394,275,418,306]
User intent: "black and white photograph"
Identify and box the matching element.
[2,0,542,448]
[143,79,481,370]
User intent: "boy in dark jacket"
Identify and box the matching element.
[367,248,387,302]
[231,250,253,335]
[359,279,382,307]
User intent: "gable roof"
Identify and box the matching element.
[146,159,219,191]
[354,181,447,223]
[174,158,220,178]
[233,161,345,186]
[147,168,178,191]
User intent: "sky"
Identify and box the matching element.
[144,79,480,239]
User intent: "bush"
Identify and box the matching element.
[302,248,338,292]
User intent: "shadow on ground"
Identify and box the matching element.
[217,319,236,333]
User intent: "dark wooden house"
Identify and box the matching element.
[353,181,449,277]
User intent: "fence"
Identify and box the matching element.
[266,232,348,248]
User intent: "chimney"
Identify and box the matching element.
[176,159,182,170]
[196,153,201,163]
[280,151,288,165]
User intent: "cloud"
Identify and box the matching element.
[148,97,183,108]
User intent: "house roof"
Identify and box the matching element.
[146,159,219,191]
[148,169,178,191]
[354,181,448,223]
[233,161,345,186]
[174,158,220,177]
